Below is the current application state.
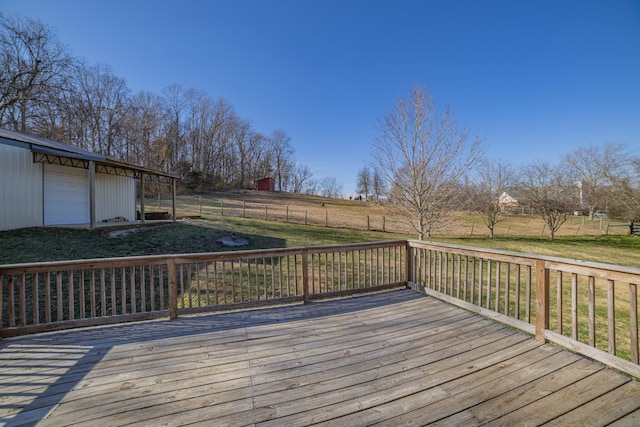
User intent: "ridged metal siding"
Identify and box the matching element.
[1,143,137,229]
[0,144,43,230]
[96,173,136,222]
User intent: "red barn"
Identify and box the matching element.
[256,177,275,191]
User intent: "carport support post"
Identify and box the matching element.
[172,178,177,223]
[89,160,96,230]
[140,173,145,224]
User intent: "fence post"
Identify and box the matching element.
[535,259,549,342]
[367,215,370,231]
[325,210,328,227]
[168,259,178,320]
[383,216,386,232]
[302,249,309,303]
[220,201,224,216]
[286,206,289,222]
[265,205,268,221]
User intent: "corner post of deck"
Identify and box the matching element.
[168,258,178,320]
[405,240,413,288]
[535,259,550,342]
[302,248,309,304]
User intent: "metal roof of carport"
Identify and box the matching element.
[0,127,180,228]
[0,127,179,183]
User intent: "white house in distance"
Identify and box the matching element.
[498,191,520,212]
[0,128,179,231]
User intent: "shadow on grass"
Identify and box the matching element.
[0,222,287,264]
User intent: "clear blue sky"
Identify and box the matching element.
[2,0,639,196]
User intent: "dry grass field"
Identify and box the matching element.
[1,190,637,266]
[169,190,626,238]
[1,191,638,365]
[158,190,638,267]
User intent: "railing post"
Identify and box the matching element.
[302,249,309,303]
[168,259,178,320]
[405,241,413,287]
[535,259,549,342]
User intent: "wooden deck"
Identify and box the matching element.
[2,289,640,426]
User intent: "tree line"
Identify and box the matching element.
[3,14,638,241]
[365,86,640,240]
[0,13,331,194]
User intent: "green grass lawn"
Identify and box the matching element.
[0,217,407,264]
[429,234,640,267]
[1,190,638,265]
[1,214,639,267]
[2,203,638,366]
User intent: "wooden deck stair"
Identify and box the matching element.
[2,289,640,426]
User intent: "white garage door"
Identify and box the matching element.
[44,164,89,225]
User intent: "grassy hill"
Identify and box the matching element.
[0,190,638,266]
[170,190,626,238]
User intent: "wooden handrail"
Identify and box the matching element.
[1,240,406,335]
[2,239,640,377]
[404,240,640,378]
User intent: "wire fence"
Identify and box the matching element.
[145,193,632,238]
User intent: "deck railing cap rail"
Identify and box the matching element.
[407,239,640,278]
[0,240,408,274]
[2,239,637,279]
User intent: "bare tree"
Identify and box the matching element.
[611,179,640,222]
[73,61,130,156]
[371,168,386,202]
[320,177,343,199]
[234,123,266,189]
[372,86,482,239]
[0,13,74,133]
[564,143,632,218]
[290,164,313,193]
[269,130,294,191]
[474,159,516,238]
[609,156,640,221]
[161,84,187,171]
[522,160,575,240]
[356,166,372,199]
[0,14,312,193]
[305,179,319,196]
[123,91,168,167]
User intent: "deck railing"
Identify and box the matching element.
[2,239,640,378]
[0,240,406,337]
[406,240,640,378]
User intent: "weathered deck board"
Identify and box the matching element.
[1,289,640,426]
